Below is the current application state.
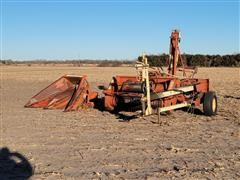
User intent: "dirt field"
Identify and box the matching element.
[1,66,239,179]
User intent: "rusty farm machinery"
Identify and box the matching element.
[25,30,217,117]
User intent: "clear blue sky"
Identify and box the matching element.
[1,0,239,60]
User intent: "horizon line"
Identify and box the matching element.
[1,52,240,61]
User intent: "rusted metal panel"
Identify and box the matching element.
[25,75,98,111]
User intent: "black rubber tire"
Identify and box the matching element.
[203,91,217,116]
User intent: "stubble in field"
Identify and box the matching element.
[1,66,239,179]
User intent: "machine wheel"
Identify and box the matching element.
[203,91,217,116]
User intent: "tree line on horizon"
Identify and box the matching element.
[141,53,240,67]
[1,53,239,67]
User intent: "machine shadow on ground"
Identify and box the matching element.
[181,106,205,115]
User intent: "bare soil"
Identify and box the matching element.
[1,66,240,179]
